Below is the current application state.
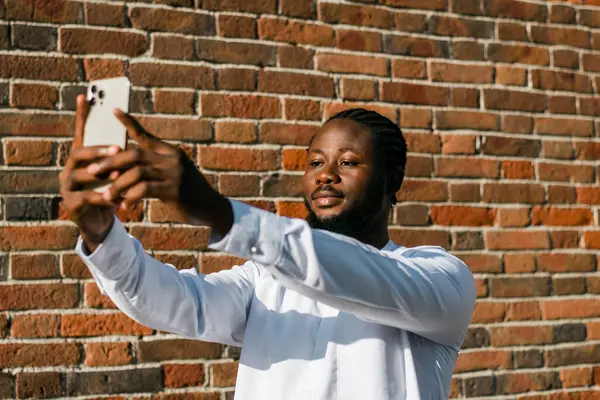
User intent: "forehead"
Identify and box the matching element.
[309,119,375,155]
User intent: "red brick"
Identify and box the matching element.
[535,117,593,138]
[130,62,214,89]
[277,201,309,219]
[457,254,501,274]
[203,0,275,13]
[4,139,53,166]
[147,201,186,224]
[133,116,211,142]
[406,155,433,177]
[502,161,534,179]
[164,364,205,388]
[548,186,576,204]
[336,29,381,52]
[0,54,79,81]
[61,253,91,279]
[383,0,445,9]
[486,231,549,250]
[482,183,545,204]
[219,175,260,197]
[259,123,318,146]
[215,121,256,144]
[542,141,573,160]
[532,70,591,93]
[508,301,542,321]
[471,302,506,323]
[537,162,595,183]
[496,371,560,394]
[129,7,213,35]
[496,208,530,228]
[559,367,593,388]
[217,14,256,38]
[319,3,394,29]
[199,254,246,274]
[16,372,63,399]
[549,4,576,23]
[392,59,427,79]
[503,253,534,273]
[317,53,388,77]
[532,206,593,227]
[384,35,449,57]
[196,38,275,66]
[381,82,447,106]
[83,58,126,80]
[340,79,376,101]
[285,99,321,121]
[211,362,239,387]
[152,35,194,60]
[497,21,528,41]
[550,231,580,249]
[548,95,577,114]
[10,83,57,110]
[0,225,78,251]
[395,204,430,226]
[492,326,552,347]
[488,44,549,66]
[218,68,256,92]
[84,282,117,309]
[437,111,498,131]
[397,180,447,202]
[455,350,512,373]
[325,103,397,123]
[449,183,480,202]
[429,15,493,38]
[129,226,209,250]
[431,62,493,83]
[577,187,600,204]
[10,253,57,279]
[537,253,596,273]
[0,343,80,367]
[584,231,600,249]
[60,27,146,56]
[485,89,545,112]
[138,339,221,362]
[61,313,153,337]
[11,314,60,338]
[449,88,479,108]
[388,229,449,248]
[431,206,494,227]
[492,277,551,297]
[85,2,124,27]
[278,46,314,69]
[502,114,533,134]
[496,66,527,86]
[85,342,132,366]
[590,323,600,340]
[542,299,600,320]
[6,0,81,22]
[199,147,278,172]
[259,17,334,46]
[259,71,334,97]
[153,90,195,115]
[485,0,547,20]
[201,94,280,119]
[280,0,314,18]
[580,97,600,116]
[452,40,484,60]
[531,25,590,49]
[281,149,308,172]
[435,157,498,179]
[400,109,431,129]
[404,132,440,154]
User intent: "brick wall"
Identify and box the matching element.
[0,0,599,398]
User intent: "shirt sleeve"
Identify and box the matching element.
[210,200,477,348]
[76,216,257,347]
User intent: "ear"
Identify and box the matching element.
[386,167,404,199]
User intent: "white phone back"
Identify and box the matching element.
[84,76,130,149]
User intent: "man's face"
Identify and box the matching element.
[301,119,387,236]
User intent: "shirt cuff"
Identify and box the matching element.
[75,216,138,281]
[209,199,287,266]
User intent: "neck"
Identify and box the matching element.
[350,217,390,249]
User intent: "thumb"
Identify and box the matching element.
[114,109,159,150]
[73,95,90,149]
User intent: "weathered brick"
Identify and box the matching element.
[60,27,147,56]
[497,21,528,41]
[219,174,260,197]
[259,17,334,46]
[259,71,334,97]
[384,35,448,57]
[531,26,590,49]
[152,35,195,60]
[282,149,308,171]
[16,372,63,399]
[0,225,77,251]
[164,364,205,388]
[12,23,57,51]
[449,183,480,202]
[61,313,153,337]
[548,186,576,204]
[66,369,162,396]
[483,183,545,204]
[496,371,560,394]
[319,3,394,29]
[485,0,547,21]
[200,254,246,274]
[431,62,493,83]
[502,161,534,179]
[4,139,53,166]
[405,132,441,154]
[285,99,321,121]
[486,231,550,250]
[138,339,221,362]
[485,89,545,112]
[336,29,382,52]
[381,82,447,106]
[218,68,257,92]
[488,44,549,66]
[545,344,600,367]
[455,350,512,372]
[211,362,239,387]
[502,115,533,134]
[537,162,595,183]
[429,15,494,38]
[262,174,303,197]
[217,14,256,38]
[201,94,280,119]
[135,116,211,141]
[129,7,214,35]
[317,53,388,76]
[491,326,553,347]
[0,55,79,81]
[388,229,449,248]
[431,206,494,227]
[200,147,278,171]
[10,253,57,279]
[436,111,498,131]
[491,276,551,296]
[548,95,576,114]
[85,342,132,366]
[203,0,276,13]
[392,59,427,79]
[196,38,275,66]
[85,2,124,26]
[153,90,195,115]
[130,62,214,89]
[435,157,499,179]
[215,121,256,144]
[84,282,116,309]
[129,226,210,250]
[482,136,540,158]
[11,314,60,338]
[278,46,314,69]
[0,343,80,367]
[532,70,591,93]
[549,4,576,24]
[452,40,484,60]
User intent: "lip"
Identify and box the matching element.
[313,191,343,199]
[314,196,344,207]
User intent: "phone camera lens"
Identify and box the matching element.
[89,97,96,106]
[91,85,97,94]
[98,90,105,99]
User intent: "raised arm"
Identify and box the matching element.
[211,200,477,349]
[77,216,256,346]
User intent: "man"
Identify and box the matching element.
[60,96,476,399]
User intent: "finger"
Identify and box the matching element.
[65,145,120,173]
[122,181,167,208]
[102,165,167,202]
[86,148,149,177]
[73,95,90,149]
[114,109,161,150]
[68,167,107,188]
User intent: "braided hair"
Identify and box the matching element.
[317,108,407,206]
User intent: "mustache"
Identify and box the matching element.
[311,185,344,199]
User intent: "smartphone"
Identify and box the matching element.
[83,76,131,192]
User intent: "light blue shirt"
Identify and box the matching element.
[77,199,476,399]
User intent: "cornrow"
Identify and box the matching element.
[320,108,407,206]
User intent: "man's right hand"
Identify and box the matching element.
[59,95,120,253]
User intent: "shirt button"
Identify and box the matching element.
[250,246,258,254]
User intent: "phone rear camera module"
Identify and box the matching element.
[91,85,97,94]
[89,97,96,106]
[98,90,105,99]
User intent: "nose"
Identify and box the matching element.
[316,163,341,185]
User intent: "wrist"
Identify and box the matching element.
[80,217,115,253]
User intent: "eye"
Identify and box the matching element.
[309,160,322,168]
[340,160,358,166]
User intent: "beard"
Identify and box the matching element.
[304,174,386,238]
